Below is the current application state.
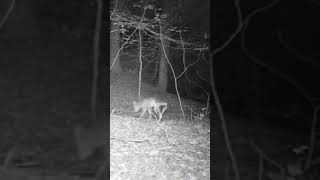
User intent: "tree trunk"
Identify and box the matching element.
[157,22,169,91]
[157,48,168,91]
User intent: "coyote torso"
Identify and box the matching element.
[133,98,167,120]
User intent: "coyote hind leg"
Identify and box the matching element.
[147,107,157,120]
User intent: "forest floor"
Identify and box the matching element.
[110,72,210,179]
[110,71,320,180]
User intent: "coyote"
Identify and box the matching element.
[133,97,167,120]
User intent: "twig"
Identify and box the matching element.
[110,137,149,143]
[110,108,115,115]
[0,0,15,30]
[3,146,16,168]
[305,105,320,170]
[110,0,118,18]
[155,119,171,144]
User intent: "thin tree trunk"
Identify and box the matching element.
[157,24,169,91]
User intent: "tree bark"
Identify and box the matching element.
[157,40,169,91]
[157,9,170,92]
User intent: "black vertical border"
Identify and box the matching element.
[103,0,110,178]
